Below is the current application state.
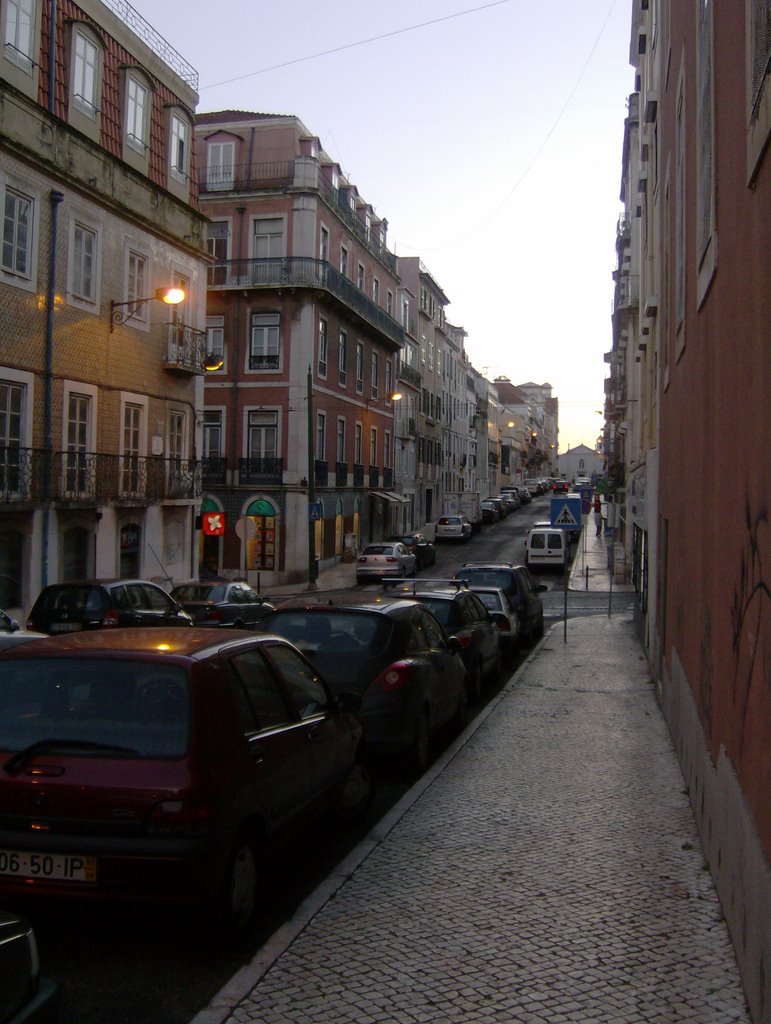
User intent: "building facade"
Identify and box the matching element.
[0,0,208,619]
[195,112,405,584]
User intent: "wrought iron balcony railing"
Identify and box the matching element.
[382,467,394,489]
[0,447,201,505]
[164,322,209,374]
[202,456,228,486]
[314,460,329,487]
[238,458,283,485]
[353,463,365,487]
[369,465,379,488]
[335,461,348,487]
[207,257,404,347]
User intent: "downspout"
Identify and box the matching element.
[42,189,65,589]
[229,205,246,477]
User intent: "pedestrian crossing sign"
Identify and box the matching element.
[551,497,582,528]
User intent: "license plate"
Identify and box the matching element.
[51,622,82,633]
[0,849,96,882]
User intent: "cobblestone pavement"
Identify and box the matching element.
[196,615,750,1024]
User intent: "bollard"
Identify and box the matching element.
[585,566,589,590]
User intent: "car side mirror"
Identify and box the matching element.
[536,584,548,593]
[490,612,509,629]
[446,635,463,655]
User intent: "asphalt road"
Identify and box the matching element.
[18,499,634,1024]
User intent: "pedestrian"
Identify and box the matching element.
[593,494,603,536]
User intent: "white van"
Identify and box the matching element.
[525,526,568,572]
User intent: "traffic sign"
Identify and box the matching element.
[308,501,323,522]
[551,496,582,529]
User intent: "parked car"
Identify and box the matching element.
[26,580,193,634]
[467,585,521,659]
[523,479,542,497]
[454,562,546,643]
[387,533,436,570]
[0,630,48,653]
[256,598,468,775]
[480,500,500,524]
[434,515,473,541]
[484,497,506,519]
[499,488,522,511]
[516,487,532,505]
[0,609,21,633]
[0,628,369,935]
[170,580,275,629]
[0,910,59,1024]
[356,542,417,584]
[385,580,503,703]
[552,480,570,493]
[525,525,569,572]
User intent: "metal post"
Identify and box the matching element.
[307,366,318,591]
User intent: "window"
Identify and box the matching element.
[340,246,349,277]
[2,187,32,278]
[357,263,365,290]
[126,249,148,322]
[401,297,410,329]
[253,218,283,259]
[318,318,328,377]
[207,141,234,190]
[249,313,280,370]
[338,329,347,386]
[369,427,377,466]
[354,422,362,465]
[125,75,148,153]
[370,352,379,400]
[73,29,98,117]
[71,222,97,302]
[206,316,224,364]
[387,290,393,316]
[203,410,222,459]
[316,412,326,460]
[206,222,229,285]
[0,380,23,494]
[384,430,392,469]
[4,0,34,71]
[170,113,189,181]
[168,410,185,491]
[372,277,380,305]
[336,418,346,462]
[121,402,142,494]
[353,342,365,394]
[247,411,277,459]
[385,359,393,401]
[319,225,329,262]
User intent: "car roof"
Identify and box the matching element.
[0,627,291,662]
[266,597,417,616]
[460,561,516,569]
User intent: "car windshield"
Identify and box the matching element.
[475,592,502,613]
[172,584,226,602]
[262,610,389,654]
[0,659,190,758]
[412,598,452,627]
[362,545,392,556]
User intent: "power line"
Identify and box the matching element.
[202,1,511,91]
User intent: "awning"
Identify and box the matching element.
[371,490,409,504]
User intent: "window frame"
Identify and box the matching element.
[1,180,35,287]
[248,312,281,371]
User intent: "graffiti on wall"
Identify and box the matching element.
[730,499,770,750]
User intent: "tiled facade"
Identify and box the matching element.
[0,0,208,617]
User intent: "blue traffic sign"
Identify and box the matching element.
[551,496,582,529]
[308,501,323,522]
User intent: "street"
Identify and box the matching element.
[21,499,634,1024]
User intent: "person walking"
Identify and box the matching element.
[593,494,603,536]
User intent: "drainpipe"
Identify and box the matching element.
[42,189,65,589]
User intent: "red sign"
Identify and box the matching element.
[202,512,225,536]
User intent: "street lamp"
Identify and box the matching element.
[110,286,185,332]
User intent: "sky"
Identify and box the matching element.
[130,0,635,453]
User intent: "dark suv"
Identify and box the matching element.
[453,563,546,643]
[27,580,193,634]
[385,580,504,703]
[170,580,274,629]
[0,628,367,934]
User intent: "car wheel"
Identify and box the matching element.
[334,759,374,822]
[407,709,431,778]
[214,833,260,937]
[467,659,483,704]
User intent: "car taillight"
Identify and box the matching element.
[146,798,216,836]
[102,608,120,627]
[385,556,398,563]
[455,631,473,648]
[495,620,509,633]
[203,607,221,622]
[358,556,368,563]
[373,661,412,692]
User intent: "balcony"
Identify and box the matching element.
[369,465,379,488]
[382,467,394,489]
[238,458,283,486]
[613,274,639,313]
[397,363,421,390]
[0,447,202,505]
[314,460,329,487]
[197,161,294,194]
[164,323,209,374]
[202,457,227,486]
[335,461,348,487]
[353,463,365,487]
[206,257,404,347]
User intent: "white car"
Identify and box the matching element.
[435,515,473,541]
[356,542,417,584]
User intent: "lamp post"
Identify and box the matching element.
[110,286,185,332]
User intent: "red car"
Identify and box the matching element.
[552,480,570,493]
[0,629,369,934]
